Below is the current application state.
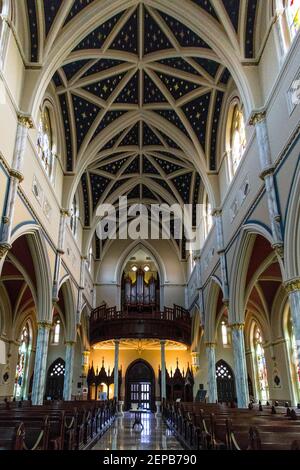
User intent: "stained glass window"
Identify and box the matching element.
[229,103,246,176]
[14,324,31,399]
[37,108,54,178]
[253,325,269,402]
[52,318,61,344]
[221,321,228,346]
[286,0,300,39]
[287,313,300,398]
[70,196,78,236]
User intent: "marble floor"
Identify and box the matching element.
[93,412,183,450]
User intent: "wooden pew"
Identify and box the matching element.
[0,423,25,450]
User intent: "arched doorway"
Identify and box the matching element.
[216,360,236,403]
[45,358,65,400]
[125,360,155,411]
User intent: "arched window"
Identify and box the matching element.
[70,196,78,236]
[14,323,31,399]
[227,102,246,178]
[252,324,269,402]
[52,317,61,345]
[286,312,300,401]
[37,108,54,179]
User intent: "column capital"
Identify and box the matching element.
[160,339,166,345]
[285,278,300,293]
[229,322,245,330]
[9,169,24,182]
[259,165,275,180]
[60,208,70,217]
[17,114,34,129]
[205,342,216,348]
[37,321,52,329]
[114,339,120,345]
[272,242,284,259]
[212,208,222,217]
[0,242,12,259]
[249,111,266,126]
[65,340,76,346]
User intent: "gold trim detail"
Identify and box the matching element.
[18,115,34,129]
[249,111,266,126]
[285,279,300,293]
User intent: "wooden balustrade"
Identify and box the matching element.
[90,305,191,346]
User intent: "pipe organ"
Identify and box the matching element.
[123,268,159,311]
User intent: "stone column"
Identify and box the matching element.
[249,112,283,252]
[0,115,34,259]
[82,350,90,387]
[113,340,120,400]
[31,322,51,405]
[212,209,229,301]
[285,279,300,365]
[230,323,249,408]
[63,341,75,401]
[205,342,218,403]
[160,340,166,400]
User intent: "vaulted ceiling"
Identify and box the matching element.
[23,1,260,237]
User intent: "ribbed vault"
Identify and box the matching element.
[20,1,261,252]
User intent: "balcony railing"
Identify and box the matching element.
[90,304,191,346]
